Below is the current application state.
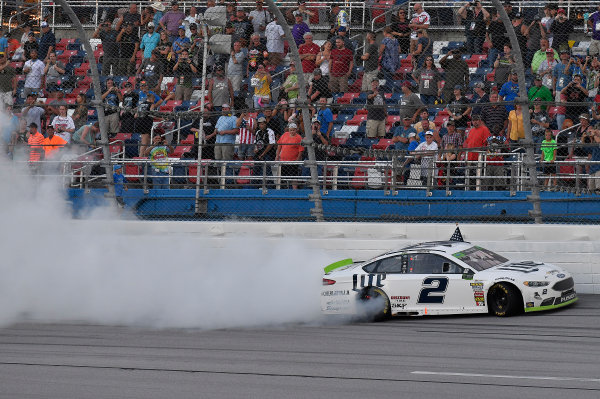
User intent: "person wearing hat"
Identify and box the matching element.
[227,40,247,92]
[112,164,128,207]
[510,12,527,55]
[446,85,471,130]
[528,74,553,109]
[550,8,573,52]
[330,4,349,36]
[291,11,310,47]
[441,119,464,149]
[254,116,277,162]
[498,69,519,112]
[588,5,600,57]
[529,98,550,151]
[329,25,354,54]
[172,25,191,61]
[408,3,430,54]
[0,51,16,111]
[458,1,489,55]
[22,48,44,98]
[208,64,233,113]
[471,81,489,117]
[206,103,238,161]
[22,92,45,131]
[160,1,186,41]
[248,1,271,41]
[173,48,197,101]
[531,39,558,75]
[399,81,425,122]
[140,22,160,59]
[275,122,303,189]
[562,75,589,129]
[552,49,576,102]
[37,21,55,61]
[116,20,140,75]
[42,123,66,159]
[536,47,559,90]
[308,67,331,102]
[392,116,417,152]
[93,18,119,76]
[413,130,438,187]
[282,61,300,103]
[23,30,39,61]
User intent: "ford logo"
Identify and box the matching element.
[557,273,565,278]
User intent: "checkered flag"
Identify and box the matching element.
[450,226,464,242]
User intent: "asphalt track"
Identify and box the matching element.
[0,295,598,399]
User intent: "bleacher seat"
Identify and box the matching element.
[372,139,393,150]
[160,100,182,112]
[236,162,254,186]
[346,114,368,126]
[171,144,193,158]
[336,92,360,104]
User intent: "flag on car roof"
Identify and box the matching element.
[450,226,464,242]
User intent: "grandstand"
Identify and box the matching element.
[2,1,600,222]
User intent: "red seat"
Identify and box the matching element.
[355,108,368,115]
[236,162,254,185]
[115,133,132,141]
[93,49,104,63]
[125,162,141,182]
[548,107,560,119]
[486,72,495,82]
[55,38,76,52]
[109,141,123,156]
[181,134,195,144]
[160,100,182,112]
[386,115,401,126]
[171,145,192,158]
[346,115,368,126]
[187,160,210,183]
[372,138,393,150]
[74,63,90,75]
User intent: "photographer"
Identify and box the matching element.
[439,48,469,103]
[550,8,573,52]
[561,74,588,124]
[93,20,119,76]
[172,49,197,101]
[116,22,140,76]
[43,52,65,98]
[458,1,489,55]
[102,78,123,135]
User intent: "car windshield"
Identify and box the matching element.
[452,246,508,271]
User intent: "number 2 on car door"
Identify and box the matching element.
[417,277,449,304]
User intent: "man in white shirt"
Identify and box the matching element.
[51,105,75,143]
[249,1,270,41]
[409,3,430,53]
[414,130,438,186]
[22,48,45,98]
[265,17,284,66]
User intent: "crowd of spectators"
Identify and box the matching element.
[1,1,599,191]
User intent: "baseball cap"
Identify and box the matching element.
[113,165,123,171]
[474,82,485,89]
[288,123,298,129]
[313,68,322,76]
[28,31,35,36]
[534,74,543,80]
[514,12,521,18]
[41,21,48,28]
[454,84,463,90]
[425,130,434,136]
[147,22,155,27]
[560,48,570,54]
[546,48,554,54]
[140,80,147,85]
[408,132,417,138]
[312,116,320,124]
[580,113,590,120]
[179,25,185,30]
[257,116,266,123]
[401,81,412,88]
[471,114,482,120]
[338,26,347,32]
[557,8,565,14]
[403,115,412,120]
[222,103,230,108]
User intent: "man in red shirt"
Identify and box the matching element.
[329,37,354,93]
[298,32,320,83]
[463,114,490,189]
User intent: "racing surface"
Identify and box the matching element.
[0,294,598,399]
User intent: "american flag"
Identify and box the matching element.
[238,117,255,145]
[450,226,464,242]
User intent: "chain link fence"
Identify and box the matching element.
[1,0,600,223]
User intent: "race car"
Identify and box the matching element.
[321,236,577,320]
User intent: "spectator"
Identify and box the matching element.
[43,51,65,98]
[589,6,600,57]
[561,74,589,124]
[117,3,141,31]
[315,41,332,76]
[329,37,353,93]
[102,78,123,135]
[539,128,558,187]
[412,56,442,106]
[26,122,45,165]
[414,130,438,186]
[572,114,592,158]
[306,117,329,166]
[282,62,299,103]
[137,49,163,94]
[399,81,424,122]
[441,119,464,149]
[507,102,525,145]
[437,142,458,188]
[160,1,186,42]
[463,114,490,187]
[120,81,139,134]
[485,128,508,190]
[446,86,471,131]
[156,30,174,74]
[486,10,508,67]
[21,93,45,131]
[297,1,315,23]
[140,22,160,59]
[143,134,173,189]
[51,105,75,144]
[237,111,256,160]
[458,1,489,55]
[379,27,399,93]
[528,75,553,109]
[553,49,576,102]
[330,26,355,54]
[188,24,204,68]
[316,97,333,138]
[471,82,489,116]
[116,22,140,75]
[308,68,331,102]
[531,39,558,75]
[415,117,441,144]
[71,93,88,131]
[586,128,600,192]
[408,2,430,54]
[541,4,556,44]
[112,164,127,207]
[251,64,272,109]
[361,31,379,92]
[365,79,386,139]
[47,89,67,122]
[265,106,285,137]
[493,44,514,87]
[550,8,573,52]
[184,6,200,37]
[23,32,39,61]
[93,20,119,76]
[265,16,285,66]
[72,122,99,147]
[227,40,247,92]
[392,116,417,152]
[38,22,55,61]
[391,8,411,54]
[172,25,191,61]
[22,49,44,98]
[248,1,271,42]
[206,103,238,161]
[537,48,559,91]
[248,33,268,77]
[208,64,234,112]
[440,48,469,103]
[225,2,237,23]
[0,52,16,111]
[275,123,303,189]
[0,28,7,55]
[582,56,600,98]
[232,9,253,47]
[499,70,519,112]
[292,11,310,47]
[254,116,277,162]
[482,90,508,135]
[172,49,197,101]
[330,4,350,36]
[529,98,550,150]
[411,29,432,69]
[502,1,517,19]
[510,12,528,56]
[298,32,320,82]
[42,125,66,159]
[525,15,547,67]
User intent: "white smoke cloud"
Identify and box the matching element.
[0,156,333,329]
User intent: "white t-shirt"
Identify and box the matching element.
[249,9,270,38]
[410,11,430,40]
[415,140,438,175]
[265,21,284,54]
[52,115,75,144]
[24,59,45,89]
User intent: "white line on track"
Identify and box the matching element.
[411,371,600,383]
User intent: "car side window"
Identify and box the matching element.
[407,253,463,274]
[362,255,404,274]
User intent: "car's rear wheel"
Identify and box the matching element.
[358,287,391,322]
[487,283,522,317]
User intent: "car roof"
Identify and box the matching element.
[386,240,473,255]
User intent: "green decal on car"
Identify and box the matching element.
[324,258,353,274]
[524,297,578,312]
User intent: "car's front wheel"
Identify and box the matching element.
[487,283,522,317]
[358,287,391,322]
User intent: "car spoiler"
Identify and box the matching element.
[324,258,354,274]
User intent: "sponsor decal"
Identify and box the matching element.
[390,296,410,301]
[494,277,515,282]
[470,282,484,291]
[326,299,350,306]
[542,289,547,295]
[526,302,534,308]
[473,290,485,306]
[557,273,565,278]
[496,261,542,273]
[352,273,386,292]
[322,290,350,296]
[392,303,407,309]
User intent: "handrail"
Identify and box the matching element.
[7,3,43,32]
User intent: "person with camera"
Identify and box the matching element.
[93,20,119,76]
[22,48,44,98]
[458,1,489,55]
[143,133,173,189]
[116,21,140,76]
[50,105,75,144]
[550,8,573,52]
[43,51,65,98]
[561,74,588,125]
[172,49,197,101]
[101,78,123,135]
[439,48,469,103]
[0,52,16,112]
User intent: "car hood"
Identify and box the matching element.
[477,260,570,283]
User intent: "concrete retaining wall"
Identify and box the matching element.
[94,221,600,294]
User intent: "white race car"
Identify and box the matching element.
[321,238,577,320]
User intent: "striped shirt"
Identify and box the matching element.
[441,132,464,148]
[27,131,45,162]
[238,117,256,145]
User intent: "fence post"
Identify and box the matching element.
[490,0,543,223]
[265,0,324,221]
